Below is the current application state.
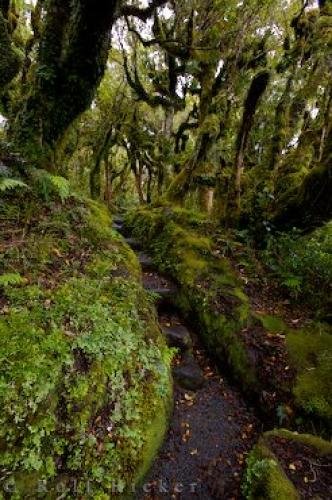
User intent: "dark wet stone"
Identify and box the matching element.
[124,237,142,251]
[173,355,205,391]
[112,222,125,234]
[113,215,124,225]
[162,324,192,351]
[138,252,155,271]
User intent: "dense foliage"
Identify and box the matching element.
[0,0,331,498]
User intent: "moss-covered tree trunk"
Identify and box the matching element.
[167,63,216,204]
[11,0,118,165]
[226,71,270,224]
[90,128,114,200]
[269,75,293,170]
[273,125,332,230]
[0,8,21,91]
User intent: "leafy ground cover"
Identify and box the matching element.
[0,187,172,497]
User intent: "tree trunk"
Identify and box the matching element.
[11,0,118,164]
[198,186,214,214]
[104,155,112,207]
[90,128,113,199]
[226,71,270,223]
[167,63,216,203]
[269,75,293,170]
[0,10,21,91]
[146,166,153,204]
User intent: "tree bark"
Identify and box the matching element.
[90,128,113,199]
[12,0,118,164]
[226,71,270,223]
[0,10,21,91]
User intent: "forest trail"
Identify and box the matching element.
[113,217,260,499]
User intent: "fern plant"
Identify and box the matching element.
[31,169,71,203]
[0,178,28,193]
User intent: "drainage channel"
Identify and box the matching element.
[113,217,260,499]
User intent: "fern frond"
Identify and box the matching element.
[31,170,71,202]
[50,175,70,202]
[0,178,28,193]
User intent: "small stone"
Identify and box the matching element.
[173,355,205,391]
[162,324,192,351]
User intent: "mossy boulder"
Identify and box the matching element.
[125,207,332,426]
[286,323,332,426]
[126,208,258,393]
[0,189,172,497]
[242,429,332,499]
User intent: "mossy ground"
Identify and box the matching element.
[126,207,332,425]
[242,429,332,500]
[0,190,172,498]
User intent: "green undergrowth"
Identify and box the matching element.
[0,191,172,498]
[242,429,332,499]
[262,224,332,318]
[126,207,332,426]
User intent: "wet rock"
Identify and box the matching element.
[138,252,155,271]
[124,237,142,251]
[173,354,205,391]
[113,215,124,225]
[162,324,192,351]
[112,222,125,234]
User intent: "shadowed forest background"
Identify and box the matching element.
[0,0,331,498]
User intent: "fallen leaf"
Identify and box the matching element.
[184,393,194,401]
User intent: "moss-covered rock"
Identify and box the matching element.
[242,429,332,500]
[125,207,332,426]
[0,191,172,497]
[126,207,258,392]
[286,324,332,425]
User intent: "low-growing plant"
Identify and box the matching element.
[262,225,332,312]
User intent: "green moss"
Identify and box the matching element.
[84,199,115,244]
[126,208,258,393]
[286,324,332,423]
[243,439,299,500]
[256,314,288,334]
[264,429,332,456]
[0,11,22,90]
[0,193,172,496]
[243,429,332,499]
